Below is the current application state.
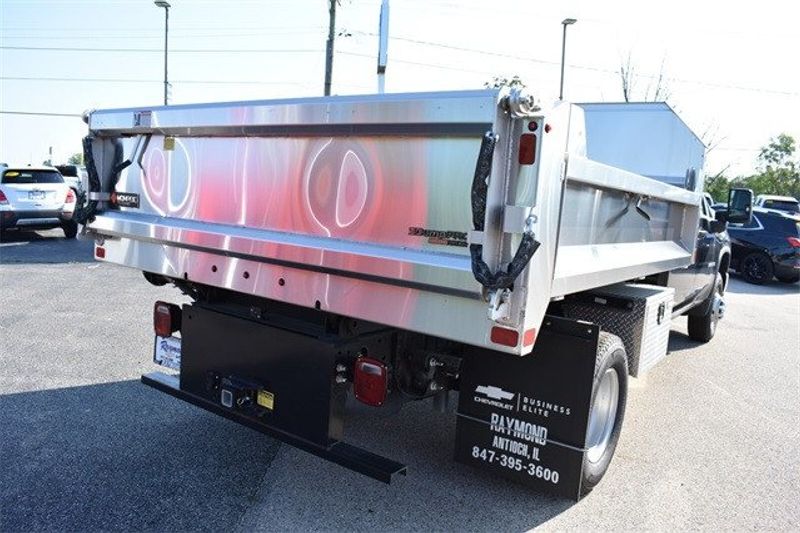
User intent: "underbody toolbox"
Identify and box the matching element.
[144,303,406,482]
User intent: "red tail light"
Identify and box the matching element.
[0,190,8,205]
[354,357,388,407]
[491,326,519,347]
[95,246,106,259]
[65,189,76,204]
[518,134,537,165]
[154,301,181,337]
[787,237,800,248]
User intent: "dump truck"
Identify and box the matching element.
[81,89,752,499]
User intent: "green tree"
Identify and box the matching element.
[67,152,83,165]
[745,133,799,199]
[703,171,731,202]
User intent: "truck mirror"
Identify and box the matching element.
[727,188,753,224]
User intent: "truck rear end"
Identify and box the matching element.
[82,89,702,499]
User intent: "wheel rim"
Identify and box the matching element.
[586,368,620,464]
[711,279,725,333]
[744,254,770,281]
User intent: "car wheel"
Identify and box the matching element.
[62,220,78,239]
[741,252,774,284]
[775,274,800,284]
[581,332,628,496]
[688,275,724,342]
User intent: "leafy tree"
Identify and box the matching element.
[68,152,83,165]
[703,171,732,202]
[703,134,799,202]
[742,134,799,199]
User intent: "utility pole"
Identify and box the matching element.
[324,0,337,96]
[377,0,389,93]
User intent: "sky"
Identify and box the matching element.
[1,0,799,178]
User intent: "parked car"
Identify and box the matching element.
[754,194,799,215]
[727,208,800,284]
[0,166,78,238]
[54,164,87,196]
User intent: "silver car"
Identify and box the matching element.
[0,166,78,238]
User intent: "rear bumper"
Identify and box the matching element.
[0,209,73,230]
[774,254,800,279]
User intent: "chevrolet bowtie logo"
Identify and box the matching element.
[475,385,514,401]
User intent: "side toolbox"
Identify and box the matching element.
[562,284,674,377]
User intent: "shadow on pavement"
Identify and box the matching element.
[0,380,279,532]
[1,380,575,532]
[0,228,94,264]
[235,393,575,531]
[725,273,799,296]
[667,330,703,353]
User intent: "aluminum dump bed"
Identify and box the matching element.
[83,89,701,355]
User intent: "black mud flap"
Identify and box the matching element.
[455,316,599,500]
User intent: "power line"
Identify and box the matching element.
[352,32,800,97]
[0,45,322,53]
[0,76,304,85]
[1,111,81,117]
[0,29,325,40]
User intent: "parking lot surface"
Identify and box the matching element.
[1,229,799,531]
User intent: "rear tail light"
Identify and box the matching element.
[65,189,76,204]
[0,190,8,205]
[354,357,388,407]
[491,326,519,347]
[518,134,537,165]
[154,301,182,337]
[787,237,800,248]
[94,246,106,259]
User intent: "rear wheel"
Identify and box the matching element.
[62,220,78,239]
[581,332,628,495]
[688,275,724,342]
[741,252,773,284]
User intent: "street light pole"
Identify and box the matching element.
[155,1,171,105]
[559,18,576,101]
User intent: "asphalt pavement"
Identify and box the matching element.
[1,229,798,531]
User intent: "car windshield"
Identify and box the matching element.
[761,199,799,213]
[1,170,64,184]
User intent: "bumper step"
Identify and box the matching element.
[141,372,407,483]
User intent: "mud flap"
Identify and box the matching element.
[455,316,599,500]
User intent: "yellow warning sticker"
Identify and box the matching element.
[257,390,275,410]
[163,136,175,151]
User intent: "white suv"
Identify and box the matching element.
[0,166,78,238]
[754,194,799,215]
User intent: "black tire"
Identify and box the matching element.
[740,252,774,284]
[687,275,724,343]
[62,220,78,239]
[776,274,800,284]
[581,332,628,496]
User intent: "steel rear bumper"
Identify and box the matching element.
[0,209,72,229]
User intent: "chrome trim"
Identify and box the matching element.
[16,218,61,226]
